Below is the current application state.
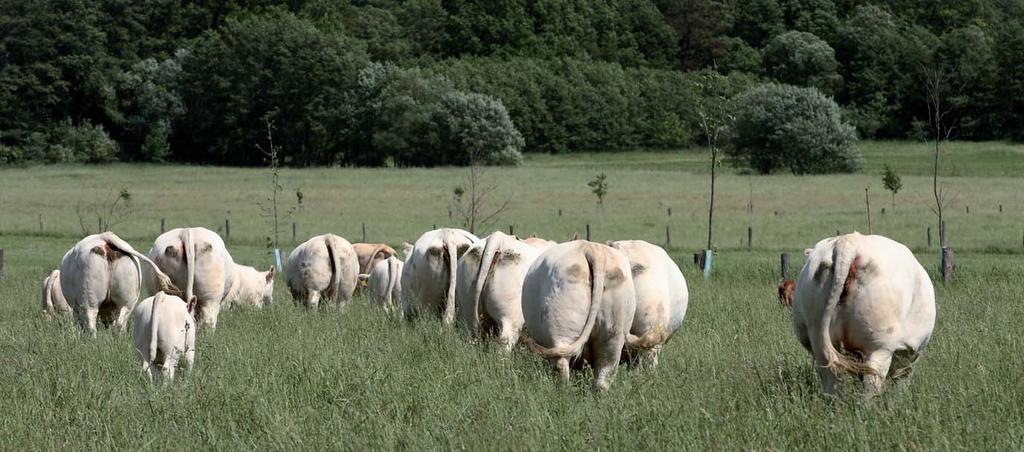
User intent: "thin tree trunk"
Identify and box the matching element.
[707,142,716,251]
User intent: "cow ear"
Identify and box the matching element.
[402,242,414,259]
[569,232,579,241]
[266,266,276,281]
[605,240,615,246]
[358,273,370,282]
[804,248,813,256]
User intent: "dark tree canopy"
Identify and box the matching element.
[1,0,1023,166]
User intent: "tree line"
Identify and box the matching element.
[1,0,1022,170]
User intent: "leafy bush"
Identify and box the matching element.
[366,66,523,167]
[728,83,861,174]
[763,31,841,95]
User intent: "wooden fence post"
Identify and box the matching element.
[98,217,103,233]
[927,227,932,248]
[999,204,1002,213]
[433,224,437,230]
[665,226,671,245]
[292,222,297,243]
[836,229,840,237]
[362,223,367,242]
[941,247,954,285]
[585,224,591,241]
[160,218,165,233]
[225,219,230,241]
[747,226,753,249]
[509,225,514,236]
[940,221,947,247]
[781,253,790,280]
[966,205,970,214]
[38,214,43,232]
[667,207,672,217]
[0,248,5,281]
[558,209,562,217]
[448,209,452,219]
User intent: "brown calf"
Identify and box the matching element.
[778,279,796,307]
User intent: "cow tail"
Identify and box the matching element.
[101,232,181,297]
[443,235,459,325]
[523,246,604,359]
[148,292,163,365]
[181,229,196,305]
[386,258,400,310]
[41,270,60,315]
[820,241,876,376]
[470,236,502,336]
[326,236,342,303]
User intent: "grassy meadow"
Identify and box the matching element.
[1,140,1023,449]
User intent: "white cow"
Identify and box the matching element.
[223,264,275,309]
[285,234,359,309]
[523,236,557,252]
[146,227,235,331]
[793,232,937,395]
[132,292,196,383]
[609,240,689,368]
[401,228,479,324]
[362,256,403,313]
[41,269,71,317]
[60,232,178,335]
[456,231,541,351]
[522,241,656,392]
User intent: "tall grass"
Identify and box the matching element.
[0,141,1022,448]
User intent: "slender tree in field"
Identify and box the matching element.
[882,164,902,211]
[921,62,963,246]
[588,173,609,222]
[258,118,299,269]
[693,73,736,252]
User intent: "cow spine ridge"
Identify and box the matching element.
[821,241,876,376]
[526,247,605,359]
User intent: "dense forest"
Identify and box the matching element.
[2,0,1023,168]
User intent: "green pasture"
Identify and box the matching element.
[0,141,1022,449]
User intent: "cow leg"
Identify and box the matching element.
[814,355,841,396]
[863,349,894,396]
[592,335,626,393]
[141,360,154,383]
[304,291,320,310]
[112,304,133,333]
[162,355,178,383]
[198,300,222,331]
[79,305,99,337]
[497,321,520,353]
[553,357,571,384]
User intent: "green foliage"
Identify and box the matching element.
[2,0,1024,167]
[176,10,369,166]
[729,83,861,174]
[366,65,523,167]
[832,5,935,138]
[763,31,841,95]
[882,164,902,198]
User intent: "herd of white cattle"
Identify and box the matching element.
[39,226,936,394]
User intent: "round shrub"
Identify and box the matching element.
[763,31,841,95]
[728,83,861,174]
